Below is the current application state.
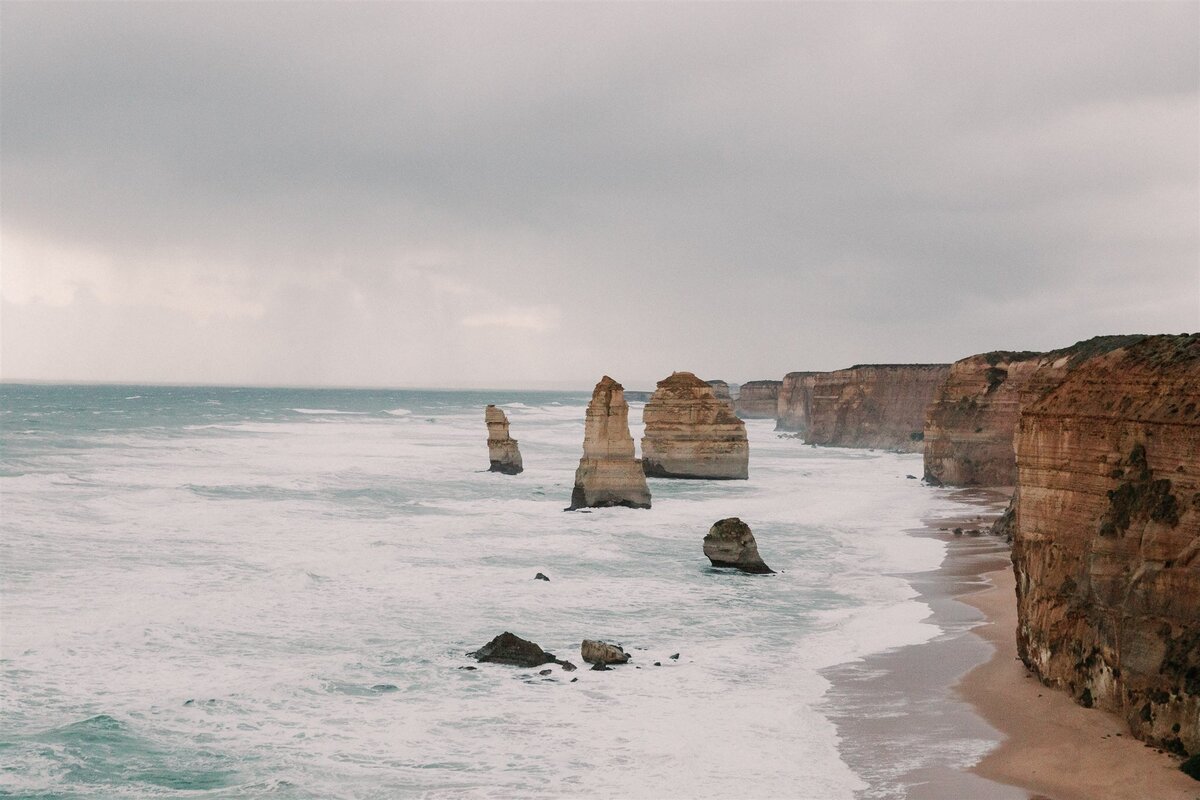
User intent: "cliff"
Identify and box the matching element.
[806,364,950,452]
[706,380,733,402]
[484,405,523,475]
[641,372,749,480]
[1012,334,1200,756]
[924,336,1148,487]
[734,380,781,419]
[775,371,820,433]
[569,376,652,510]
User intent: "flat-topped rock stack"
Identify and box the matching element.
[706,380,733,404]
[641,371,749,480]
[568,376,651,510]
[485,405,523,474]
[734,380,781,419]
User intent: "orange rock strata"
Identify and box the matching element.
[1012,334,1200,756]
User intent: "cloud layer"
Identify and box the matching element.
[3,2,1197,388]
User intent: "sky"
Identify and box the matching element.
[2,2,1197,390]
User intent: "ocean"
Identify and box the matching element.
[1,385,996,799]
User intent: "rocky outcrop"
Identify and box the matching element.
[735,380,782,419]
[641,372,749,480]
[471,632,562,668]
[806,364,949,452]
[581,640,630,667]
[569,377,652,510]
[485,405,523,474]
[1012,334,1200,756]
[923,337,1148,487]
[775,371,820,433]
[703,517,774,573]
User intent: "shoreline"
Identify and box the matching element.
[824,486,1199,799]
[959,566,1199,800]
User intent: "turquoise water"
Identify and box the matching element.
[1,385,991,798]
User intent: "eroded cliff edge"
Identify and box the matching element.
[734,380,781,419]
[806,364,949,452]
[1012,334,1200,756]
[924,336,1146,487]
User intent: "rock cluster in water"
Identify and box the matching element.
[485,405,523,474]
[641,371,749,480]
[470,632,561,667]
[703,517,774,574]
[568,376,651,510]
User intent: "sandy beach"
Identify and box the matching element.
[960,565,1199,800]
[828,488,1200,799]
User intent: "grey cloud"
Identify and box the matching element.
[2,2,1196,387]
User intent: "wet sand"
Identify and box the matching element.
[960,566,1199,800]
[825,487,1199,799]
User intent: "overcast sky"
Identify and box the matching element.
[2,2,1197,389]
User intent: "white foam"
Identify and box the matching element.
[383,408,412,416]
[290,408,369,415]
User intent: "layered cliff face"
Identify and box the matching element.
[924,336,1148,487]
[569,376,651,510]
[706,380,733,403]
[775,372,820,433]
[1012,334,1200,756]
[922,352,1041,486]
[484,405,523,475]
[734,380,781,419]
[641,372,749,480]
[805,365,949,452]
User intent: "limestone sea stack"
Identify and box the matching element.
[703,517,774,573]
[734,380,782,419]
[1012,334,1199,756]
[923,336,1147,487]
[581,640,630,667]
[485,405,523,474]
[807,364,950,452]
[641,371,749,480]
[568,376,651,510]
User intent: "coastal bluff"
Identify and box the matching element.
[923,336,1147,487]
[734,380,781,419]
[568,376,651,510]
[641,372,749,480]
[775,371,820,433]
[805,364,949,452]
[1011,334,1200,757]
[485,405,523,474]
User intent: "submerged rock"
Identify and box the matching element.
[470,632,559,668]
[703,517,774,574]
[568,377,651,510]
[641,371,749,480]
[581,639,631,667]
[485,405,523,474]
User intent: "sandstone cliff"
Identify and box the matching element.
[484,405,523,475]
[805,364,949,452]
[924,336,1148,487]
[641,371,749,480]
[706,380,733,402]
[569,376,651,510]
[775,371,820,433]
[1012,334,1199,756]
[734,380,781,419]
